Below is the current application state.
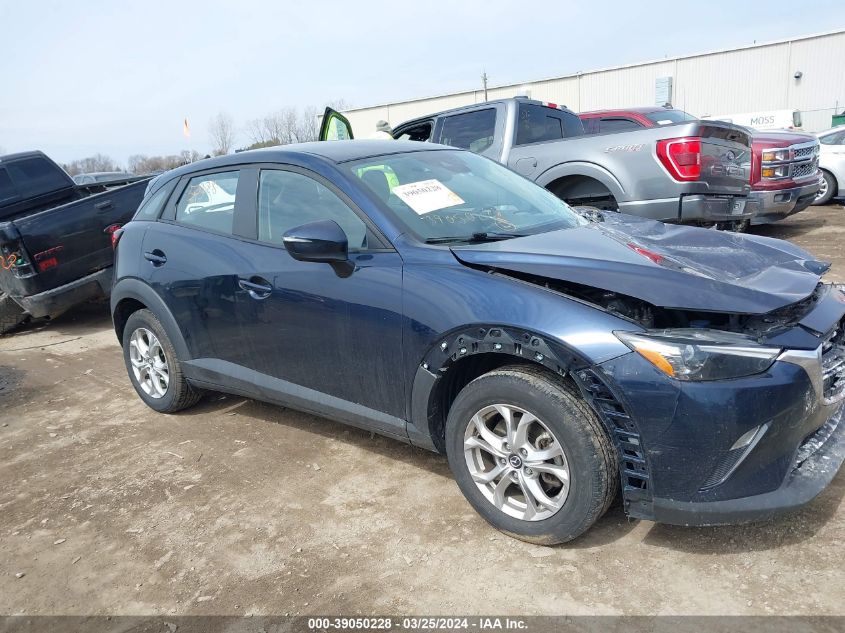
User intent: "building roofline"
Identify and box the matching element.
[342,28,845,114]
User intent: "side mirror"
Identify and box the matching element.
[283,219,348,263]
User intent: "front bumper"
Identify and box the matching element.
[648,404,843,526]
[750,179,821,225]
[593,290,845,526]
[15,267,112,319]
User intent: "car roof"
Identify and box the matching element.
[817,125,845,136]
[146,140,455,195]
[0,150,48,163]
[160,140,451,179]
[579,107,672,116]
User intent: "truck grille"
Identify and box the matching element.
[822,322,845,404]
[793,145,816,159]
[792,161,818,179]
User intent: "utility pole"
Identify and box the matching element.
[481,71,489,102]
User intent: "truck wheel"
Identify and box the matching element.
[0,292,27,335]
[445,366,618,544]
[813,170,836,206]
[122,309,201,413]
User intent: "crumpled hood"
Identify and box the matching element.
[451,214,830,314]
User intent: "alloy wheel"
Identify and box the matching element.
[128,327,170,399]
[463,404,570,521]
[817,176,828,201]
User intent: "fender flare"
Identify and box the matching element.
[407,324,583,452]
[110,278,190,361]
[534,161,626,202]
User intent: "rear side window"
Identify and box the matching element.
[598,118,643,133]
[0,168,17,204]
[644,110,696,125]
[134,180,176,221]
[438,109,496,153]
[516,104,584,145]
[6,158,69,199]
[175,171,239,234]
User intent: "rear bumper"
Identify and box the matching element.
[750,180,821,224]
[647,404,844,526]
[618,194,755,223]
[679,194,756,223]
[15,267,112,319]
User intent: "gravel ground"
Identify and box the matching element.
[0,204,843,617]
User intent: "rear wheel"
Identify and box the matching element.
[122,309,201,413]
[0,292,27,335]
[813,170,836,206]
[445,366,617,544]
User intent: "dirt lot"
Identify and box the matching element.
[1,205,844,617]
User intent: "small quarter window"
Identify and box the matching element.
[134,181,176,221]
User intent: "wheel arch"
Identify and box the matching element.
[110,278,190,361]
[408,325,585,453]
[535,162,625,205]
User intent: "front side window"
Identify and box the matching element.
[820,131,845,146]
[438,109,496,153]
[175,171,239,234]
[258,170,368,249]
[348,149,586,242]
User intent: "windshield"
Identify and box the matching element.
[346,150,586,242]
[644,109,697,125]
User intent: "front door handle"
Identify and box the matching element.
[143,250,167,266]
[238,277,272,299]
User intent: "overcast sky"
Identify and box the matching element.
[1,1,842,165]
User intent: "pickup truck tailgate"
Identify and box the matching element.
[3,179,148,298]
[696,123,752,194]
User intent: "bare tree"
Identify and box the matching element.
[208,112,235,156]
[62,154,121,176]
[127,151,203,175]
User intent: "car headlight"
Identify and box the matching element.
[762,149,789,162]
[615,329,781,381]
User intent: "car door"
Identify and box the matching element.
[231,165,406,435]
[819,129,845,188]
[319,107,355,140]
[142,167,259,368]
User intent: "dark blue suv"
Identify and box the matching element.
[112,140,845,543]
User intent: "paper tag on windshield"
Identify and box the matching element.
[392,179,464,215]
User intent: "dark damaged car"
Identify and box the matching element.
[111,141,845,544]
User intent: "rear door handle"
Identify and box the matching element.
[144,250,167,266]
[238,277,272,299]
[95,200,114,212]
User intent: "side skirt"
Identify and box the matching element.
[184,358,411,444]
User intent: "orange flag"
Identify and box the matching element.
[183,118,190,139]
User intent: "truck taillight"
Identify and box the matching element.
[104,224,124,250]
[656,137,701,181]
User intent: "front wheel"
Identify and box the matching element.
[445,366,618,544]
[813,170,836,206]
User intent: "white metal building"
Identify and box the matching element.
[340,29,845,136]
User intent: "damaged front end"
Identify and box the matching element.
[449,220,845,525]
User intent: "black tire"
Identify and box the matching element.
[0,292,27,335]
[122,308,201,413]
[445,365,618,545]
[813,170,836,206]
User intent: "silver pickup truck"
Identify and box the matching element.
[321,97,755,227]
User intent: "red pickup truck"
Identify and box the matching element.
[580,107,820,225]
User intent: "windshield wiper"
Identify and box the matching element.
[424,232,528,244]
